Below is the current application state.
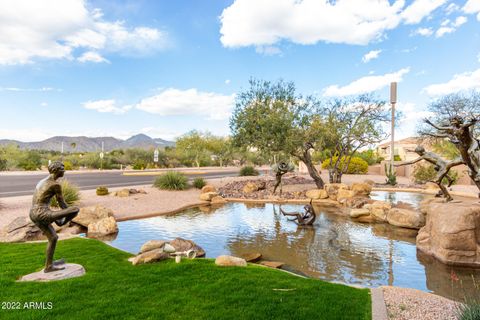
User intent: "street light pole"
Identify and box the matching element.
[390,82,397,172]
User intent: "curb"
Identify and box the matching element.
[371,287,388,320]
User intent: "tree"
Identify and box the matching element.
[230,79,327,188]
[321,95,390,183]
[420,91,480,192]
[175,130,211,167]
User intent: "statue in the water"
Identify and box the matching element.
[280,201,316,225]
[272,161,294,195]
[395,146,464,201]
[29,161,79,272]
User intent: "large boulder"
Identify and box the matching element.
[132,249,170,265]
[201,185,216,193]
[324,183,349,200]
[114,188,130,197]
[199,192,219,201]
[419,198,445,215]
[242,252,262,263]
[169,237,206,257]
[387,208,425,229]
[215,255,247,267]
[242,181,266,194]
[417,201,480,267]
[211,196,227,204]
[336,189,356,202]
[1,217,43,242]
[305,189,329,199]
[140,240,168,253]
[351,183,372,196]
[73,206,114,227]
[349,208,370,218]
[87,216,118,236]
[370,201,392,222]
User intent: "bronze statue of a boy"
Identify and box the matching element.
[29,161,79,272]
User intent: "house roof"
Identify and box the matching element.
[378,137,421,148]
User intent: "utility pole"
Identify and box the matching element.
[390,82,397,172]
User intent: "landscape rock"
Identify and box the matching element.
[199,192,219,201]
[169,237,206,257]
[417,201,480,267]
[355,214,376,223]
[241,252,262,263]
[387,208,425,229]
[305,189,329,199]
[140,240,168,253]
[201,185,216,193]
[370,201,392,222]
[351,183,372,196]
[73,205,114,227]
[363,179,375,186]
[215,255,247,267]
[87,216,118,236]
[324,183,349,200]
[1,217,43,242]
[336,189,356,202]
[425,182,440,190]
[242,181,266,194]
[259,261,284,269]
[419,198,445,215]
[343,196,371,208]
[132,249,170,265]
[114,188,131,197]
[349,208,370,218]
[211,196,227,204]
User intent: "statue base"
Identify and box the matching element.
[19,263,85,282]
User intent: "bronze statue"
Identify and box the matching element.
[280,201,316,225]
[396,146,464,201]
[29,161,79,272]
[272,161,294,195]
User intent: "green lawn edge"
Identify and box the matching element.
[0,238,371,320]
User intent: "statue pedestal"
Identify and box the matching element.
[19,263,85,282]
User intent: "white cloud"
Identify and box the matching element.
[435,26,455,37]
[0,86,57,92]
[135,88,235,120]
[0,0,168,65]
[401,0,447,24]
[435,16,467,37]
[445,3,460,15]
[323,67,410,97]
[423,68,480,96]
[362,50,382,63]
[220,0,405,47]
[83,99,132,114]
[463,0,480,21]
[225,79,231,85]
[255,46,282,56]
[77,51,109,63]
[40,102,48,107]
[453,16,468,27]
[412,27,434,36]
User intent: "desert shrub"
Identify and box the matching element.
[132,160,147,170]
[412,164,459,185]
[154,171,188,190]
[63,160,74,170]
[193,177,206,189]
[394,155,402,161]
[321,157,368,174]
[96,186,109,196]
[50,180,80,207]
[356,150,383,165]
[239,165,259,176]
[456,300,480,320]
[0,158,7,171]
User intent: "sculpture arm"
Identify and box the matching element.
[54,184,68,209]
[424,119,450,131]
[395,157,422,167]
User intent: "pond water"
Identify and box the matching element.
[106,191,480,301]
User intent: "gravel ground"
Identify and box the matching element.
[383,286,459,320]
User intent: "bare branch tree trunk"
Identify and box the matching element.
[298,145,325,189]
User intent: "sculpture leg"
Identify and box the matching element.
[273,179,280,194]
[48,206,79,227]
[37,223,64,273]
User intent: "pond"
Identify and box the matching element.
[106,191,480,301]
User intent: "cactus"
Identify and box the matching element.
[385,163,397,185]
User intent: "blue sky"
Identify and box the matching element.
[0,0,479,142]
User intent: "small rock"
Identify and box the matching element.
[260,261,284,269]
[215,255,247,267]
[242,252,262,263]
[115,189,131,197]
[201,185,216,193]
[349,208,370,218]
[199,192,219,201]
[87,216,118,236]
[132,249,170,265]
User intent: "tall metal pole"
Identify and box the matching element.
[390,82,397,171]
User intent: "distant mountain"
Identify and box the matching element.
[0,134,175,152]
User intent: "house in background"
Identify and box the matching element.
[377,137,422,161]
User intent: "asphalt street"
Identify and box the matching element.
[0,169,240,198]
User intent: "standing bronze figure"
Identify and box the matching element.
[396,146,463,201]
[272,161,294,195]
[29,161,79,272]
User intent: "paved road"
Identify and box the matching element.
[0,169,240,198]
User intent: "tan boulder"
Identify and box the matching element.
[114,188,130,197]
[215,255,247,267]
[140,240,168,253]
[419,198,445,215]
[425,182,440,190]
[73,205,114,227]
[336,189,356,202]
[363,179,375,186]
[87,216,118,236]
[305,189,329,199]
[370,201,392,222]
[199,192,219,201]
[1,217,43,243]
[387,208,425,229]
[324,183,349,200]
[243,181,266,193]
[132,249,170,265]
[170,237,206,257]
[259,261,284,269]
[211,196,227,204]
[351,183,372,196]
[349,208,370,218]
[355,214,376,223]
[417,201,480,267]
[242,252,262,263]
[344,196,371,209]
[201,185,216,193]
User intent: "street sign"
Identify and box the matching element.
[154,149,159,163]
[100,152,104,159]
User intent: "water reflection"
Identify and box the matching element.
[107,192,480,301]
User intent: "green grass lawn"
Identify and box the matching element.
[0,238,371,319]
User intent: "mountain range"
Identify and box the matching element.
[0,134,175,152]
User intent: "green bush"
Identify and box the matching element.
[154,171,188,190]
[0,158,7,171]
[239,166,259,176]
[96,186,109,196]
[393,155,402,161]
[356,150,383,165]
[63,160,74,170]
[50,180,80,207]
[456,300,480,320]
[193,177,206,189]
[412,164,459,185]
[321,157,368,174]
